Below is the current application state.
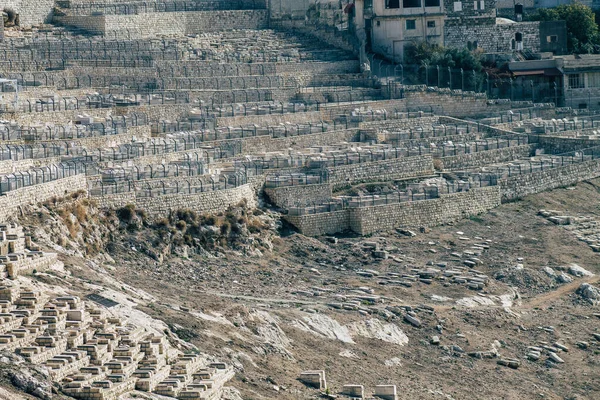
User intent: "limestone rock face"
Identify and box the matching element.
[577,283,600,305]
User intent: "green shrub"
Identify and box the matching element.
[116,204,136,222]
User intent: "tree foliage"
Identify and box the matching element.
[529,3,599,53]
[404,42,483,71]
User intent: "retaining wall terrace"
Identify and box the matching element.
[439,145,534,170]
[403,91,510,119]
[240,128,361,154]
[275,60,360,75]
[3,0,55,27]
[531,135,600,154]
[349,186,501,235]
[271,19,358,54]
[94,177,264,217]
[54,10,269,37]
[0,157,62,175]
[327,155,435,190]
[148,60,360,77]
[265,183,331,209]
[5,126,150,149]
[8,109,116,126]
[389,133,482,149]
[215,111,323,127]
[284,210,350,236]
[382,89,557,119]
[285,154,600,235]
[284,186,501,236]
[361,116,441,130]
[500,158,600,202]
[0,175,88,222]
[437,116,518,137]
[180,127,360,161]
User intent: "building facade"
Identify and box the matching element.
[509,55,600,109]
[358,0,566,61]
[367,0,445,61]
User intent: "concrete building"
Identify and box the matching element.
[366,0,445,61]
[354,0,565,62]
[509,54,600,109]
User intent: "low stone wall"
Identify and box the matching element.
[0,157,62,175]
[350,186,501,235]
[360,116,441,131]
[439,145,534,170]
[0,175,88,222]
[275,60,360,75]
[284,210,350,237]
[8,109,113,126]
[216,111,323,128]
[94,177,264,217]
[284,186,501,236]
[55,10,268,37]
[241,128,360,154]
[500,158,600,202]
[265,183,332,209]
[60,126,151,149]
[531,135,600,154]
[271,19,358,54]
[392,133,481,149]
[328,155,434,189]
[52,15,106,34]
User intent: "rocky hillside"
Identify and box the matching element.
[2,179,598,399]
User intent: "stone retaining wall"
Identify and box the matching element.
[531,135,600,154]
[216,111,323,127]
[500,158,600,202]
[439,145,534,170]
[55,10,268,37]
[241,128,361,154]
[284,186,501,236]
[349,186,501,235]
[0,175,88,222]
[265,183,331,209]
[271,19,358,54]
[3,0,55,27]
[284,210,350,236]
[327,155,434,189]
[0,157,62,175]
[94,177,264,217]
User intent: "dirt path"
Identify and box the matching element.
[521,275,600,309]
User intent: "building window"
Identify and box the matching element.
[386,0,400,8]
[406,20,417,30]
[427,20,436,28]
[403,0,421,7]
[474,0,484,9]
[569,74,584,89]
[425,0,440,6]
[453,1,462,11]
[547,35,558,43]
